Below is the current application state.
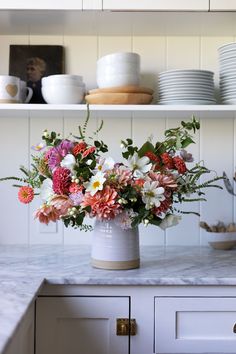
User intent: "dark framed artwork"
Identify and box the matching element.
[9,45,65,103]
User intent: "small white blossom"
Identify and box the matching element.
[141,181,165,210]
[127,152,152,178]
[159,215,182,230]
[60,153,76,171]
[84,172,106,196]
[95,156,115,173]
[40,178,54,203]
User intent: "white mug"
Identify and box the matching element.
[20,80,33,103]
[0,75,21,103]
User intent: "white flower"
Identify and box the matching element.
[40,178,54,203]
[60,154,76,171]
[159,214,182,230]
[141,181,165,210]
[95,156,115,173]
[85,172,106,196]
[127,152,152,177]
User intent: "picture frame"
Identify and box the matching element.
[9,45,65,103]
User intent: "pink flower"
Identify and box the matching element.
[50,195,73,216]
[18,186,34,204]
[52,167,71,195]
[34,204,60,224]
[82,185,121,220]
[106,166,132,189]
[82,146,96,159]
[148,171,177,190]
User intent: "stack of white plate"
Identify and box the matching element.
[158,69,216,105]
[219,42,236,104]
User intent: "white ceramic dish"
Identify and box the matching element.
[159,93,215,99]
[42,85,85,104]
[218,42,236,54]
[42,74,83,84]
[159,69,214,76]
[97,73,140,88]
[159,99,216,105]
[97,52,140,65]
[159,77,214,84]
[206,231,236,250]
[97,65,140,76]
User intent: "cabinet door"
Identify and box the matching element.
[155,297,236,353]
[103,0,209,11]
[210,0,236,11]
[0,0,82,9]
[83,0,102,10]
[36,296,129,354]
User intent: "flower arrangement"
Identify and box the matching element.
[0,107,222,232]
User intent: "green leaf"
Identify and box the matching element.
[181,137,195,148]
[138,141,155,157]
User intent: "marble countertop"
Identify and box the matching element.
[1,244,236,353]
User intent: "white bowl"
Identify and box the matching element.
[97,52,140,66]
[42,75,83,86]
[42,85,85,104]
[97,73,140,88]
[97,64,140,76]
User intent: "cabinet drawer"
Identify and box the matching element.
[103,0,209,11]
[155,297,236,353]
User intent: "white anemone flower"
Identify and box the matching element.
[127,152,152,177]
[60,153,76,171]
[95,156,115,173]
[85,172,106,196]
[40,178,54,203]
[159,215,182,230]
[141,181,165,210]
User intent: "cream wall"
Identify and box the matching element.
[0,34,234,245]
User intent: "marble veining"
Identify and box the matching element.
[1,245,236,353]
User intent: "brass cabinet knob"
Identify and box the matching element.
[233,323,236,333]
[116,318,137,336]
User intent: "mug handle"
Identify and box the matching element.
[24,87,33,103]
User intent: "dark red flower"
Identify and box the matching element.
[161,152,174,169]
[52,167,71,195]
[173,156,187,174]
[72,142,87,156]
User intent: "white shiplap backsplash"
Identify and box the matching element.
[0,34,234,245]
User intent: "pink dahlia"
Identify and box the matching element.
[52,167,71,195]
[34,204,60,224]
[107,166,132,189]
[18,186,34,204]
[69,182,84,194]
[82,185,121,220]
[50,195,73,216]
[148,171,177,190]
[153,196,172,216]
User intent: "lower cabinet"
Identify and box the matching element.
[155,297,236,354]
[5,301,34,354]
[36,296,130,354]
[35,286,236,354]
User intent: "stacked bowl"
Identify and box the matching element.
[219,42,236,104]
[86,52,153,104]
[158,69,216,105]
[42,75,85,104]
[96,52,140,88]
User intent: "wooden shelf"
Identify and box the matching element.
[1,104,236,118]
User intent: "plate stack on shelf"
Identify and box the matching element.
[158,69,216,105]
[219,42,236,104]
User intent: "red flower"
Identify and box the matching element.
[18,186,34,204]
[145,151,160,163]
[52,167,71,195]
[173,156,187,174]
[82,146,96,159]
[69,182,84,194]
[72,142,87,156]
[161,152,174,169]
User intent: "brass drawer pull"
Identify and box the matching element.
[233,323,236,333]
[116,318,137,336]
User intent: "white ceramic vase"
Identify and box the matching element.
[91,219,140,270]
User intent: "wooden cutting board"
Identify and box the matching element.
[88,85,154,95]
[85,92,153,104]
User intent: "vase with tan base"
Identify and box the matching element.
[91,219,140,270]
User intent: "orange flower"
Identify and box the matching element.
[18,186,34,204]
[82,185,121,220]
[72,142,87,156]
[34,204,60,224]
